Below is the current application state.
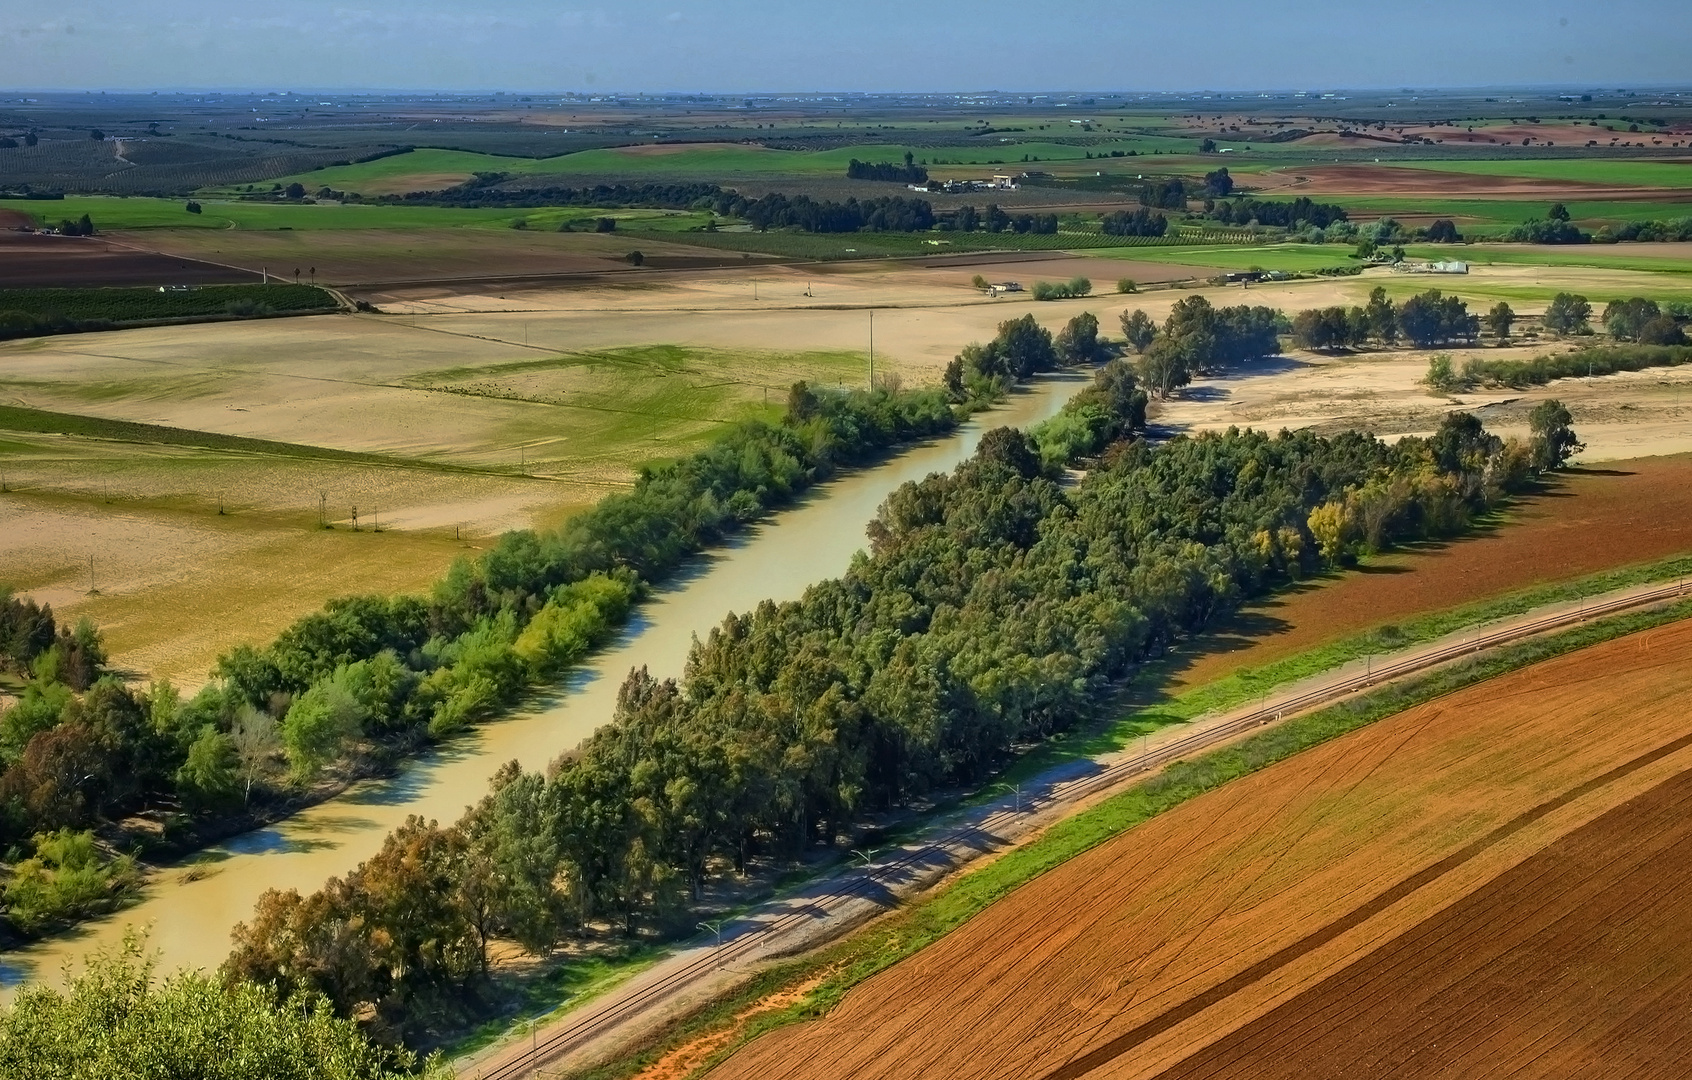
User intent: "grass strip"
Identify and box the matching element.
[0,403,495,474]
[579,596,1692,1080]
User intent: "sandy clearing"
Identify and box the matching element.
[709,618,1692,1080]
[1159,332,1692,464]
[1173,453,1692,688]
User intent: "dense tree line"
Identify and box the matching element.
[1203,196,1348,230]
[1595,217,1692,243]
[1100,208,1168,237]
[712,191,936,232]
[1139,179,1188,210]
[1291,288,1478,351]
[224,377,1543,1044]
[1603,297,1687,345]
[941,204,1056,234]
[1120,296,1283,398]
[397,178,726,210]
[1505,206,1589,244]
[846,156,928,183]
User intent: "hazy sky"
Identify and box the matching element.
[5,0,1690,93]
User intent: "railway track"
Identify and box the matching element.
[471,576,1690,1080]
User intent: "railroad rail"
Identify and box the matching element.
[473,576,1689,1079]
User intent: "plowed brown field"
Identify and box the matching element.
[1154,766,1692,1080]
[709,618,1692,1080]
[1174,454,1692,689]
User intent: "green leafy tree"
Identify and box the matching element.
[1528,399,1584,471]
[280,683,363,782]
[1137,335,1191,399]
[1485,302,1515,342]
[1543,292,1592,336]
[176,725,241,808]
[1054,311,1105,364]
[1119,309,1156,353]
[0,933,435,1079]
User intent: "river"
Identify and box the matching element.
[0,374,1088,988]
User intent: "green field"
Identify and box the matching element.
[0,283,334,322]
[1398,243,1692,276]
[0,195,706,233]
[1319,196,1692,227]
[1100,242,1363,273]
[1381,158,1692,188]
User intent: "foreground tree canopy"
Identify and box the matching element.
[0,934,439,1080]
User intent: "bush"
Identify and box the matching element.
[1116,278,1138,294]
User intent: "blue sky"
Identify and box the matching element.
[4,0,1690,93]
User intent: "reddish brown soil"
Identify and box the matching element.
[0,232,256,287]
[1153,767,1692,1080]
[709,619,1692,1080]
[1254,164,1692,201]
[0,209,33,228]
[1172,454,1692,689]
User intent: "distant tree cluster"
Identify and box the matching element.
[1204,196,1348,230]
[1506,203,1589,244]
[402,177,726,210]
[944,204,1056,234]
[1595,217,1692,243]
[1100,207,1168,237]
[1121,296,1282,398]
[716,191,935,232]
[846,154,928,184]
[1139,178,1188,210]
[1603,296,1687,345]
[1292,288,1478,350]
[1203,167,1234,196]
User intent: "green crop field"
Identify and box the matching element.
[1100,243,1364,273]
[1399,243,1692,276]
[1316,196,1692,226]
[0,284,335,323]
[1380,159,1692,188]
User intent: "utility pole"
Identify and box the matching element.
[88,555,96,594]
[869,309,875,389]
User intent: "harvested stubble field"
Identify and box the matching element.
[1174,453,1692,688]
[710,617,1692,1080]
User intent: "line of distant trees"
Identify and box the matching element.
[1205,196,1349,230]
[397,176,727,210]
[846,154,927,184]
